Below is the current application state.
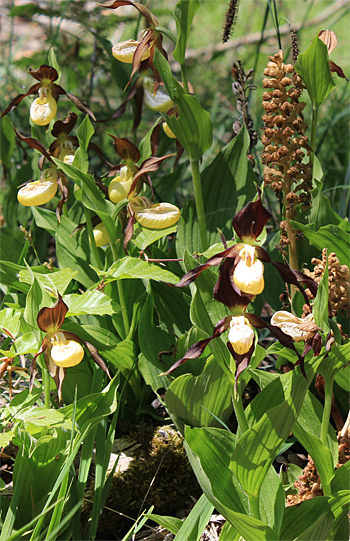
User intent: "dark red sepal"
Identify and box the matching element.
[29,65,59,83]
[108,135,140,163]
[164,316,232,376]
[51,112,78,137]
[14,127,54,164]
[272,261,318,304]
[0,83,41,117]
[37,294,68,333]
[84,341,111,378]
[232,190,272,243]
[98,0,159,27]
[128,154,175,197]
[329,60,348,81]
[123,213,136,254]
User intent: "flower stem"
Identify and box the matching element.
[191,159,208,252]
[109,241,130,337]
[232,381,249,434]
[43,360,51,409]
[310,105,319,167]
[180,63,189,94]
[320,374,334,448]
[249,492,260,520]
[84,208,103,270]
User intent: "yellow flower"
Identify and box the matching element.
[50,331,84,368]
[93,223,110,247]
[233,245,265,295]
[112,39,151,63]
[143,78,173,112]
[108,165,135,203]
[130,197,180,229]
[30,86,57,126]
[17,168,58,207]
[228,316,255,355]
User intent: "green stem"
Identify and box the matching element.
[249,492,260,520]
[320,375,334,447]
[84,208,103,270]
[232,381,249,434]
[180,63,189,94]
[190,159,208,252]
[117,281,130,337]
[43,361,51,409]
[310,105,319,167]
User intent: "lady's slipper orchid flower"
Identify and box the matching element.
[162,122,176,139]
[1,65,95,124]
[30,295,110,400]
[228,316,255,355]
[17,168,58,207]
[108,165,137,204]
[129,196,180,229]
[143,78,174,113]
[99,0,167,91]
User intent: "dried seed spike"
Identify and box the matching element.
[222,0,240,43]
[290,27,300,64]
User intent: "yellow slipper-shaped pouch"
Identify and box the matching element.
[17,169,58,206]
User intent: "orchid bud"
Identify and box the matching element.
[50,332,84,368]
[17,168,58,207]
[30,86,57,126]
[162,122,176,139]
[93,222,110,247]
[108,166,135,203]
[233,245,264,295]
[130,198,180,229]
[228,316,255,355]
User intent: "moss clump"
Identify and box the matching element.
[84,424,201,540]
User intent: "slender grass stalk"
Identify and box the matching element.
[43,360,51,409]
[84,207,103,270]
[190,159,208,252]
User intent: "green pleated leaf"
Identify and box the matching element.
[93,256,179,284]
[74,115,94,174]
[55,215,98,288]
[328,490,350,541]
[131,221,178,250]
[11,331,41,355]
[166,93,212,161]
[293,422,335,488]
[289,221,350,266]
[64,290,120,317]
[318,341,350,380]
[230,366,314,498]
[53,159,118,245]
[0,261,30,293]
[297,390,338,464]
[15,407,66,428]
[331,461,350,493]
[145,514,182,535]
[151,280,191,335]
[0,116,16,169]
[23,272,53,327]
[176,126,256,256]
[295,36,336,109]
[280,497,333,540]
[172,0,200,64]
[165,355,233,430]
[309,184,349,231]
[48,47,61,83]
[0,227,25,264]
[31,206,57,236]
[184,427,277,541]
[174,493,214,541]
[0,307,22,338]
[19,267,77,296]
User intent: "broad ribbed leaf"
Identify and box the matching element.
[280,497,333,540]
[230,367,314,498]
[328,491,350,541]
[165,355,232,430]
[172,0,200,64]
[93,256,179,284]
[0,308,21,338]
[11,331,40,355]
[31,207,57,235]
[132,221,178,250]
[313,251,329,332]
[295,36,336,109]
[289,221,349,266]
[64,291,120,317]
[19,267,77,296]
[174,493,213,541]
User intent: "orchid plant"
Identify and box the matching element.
[0,1,349,540]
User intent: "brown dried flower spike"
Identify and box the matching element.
[304,248,350,316]
[261,50,313,207]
